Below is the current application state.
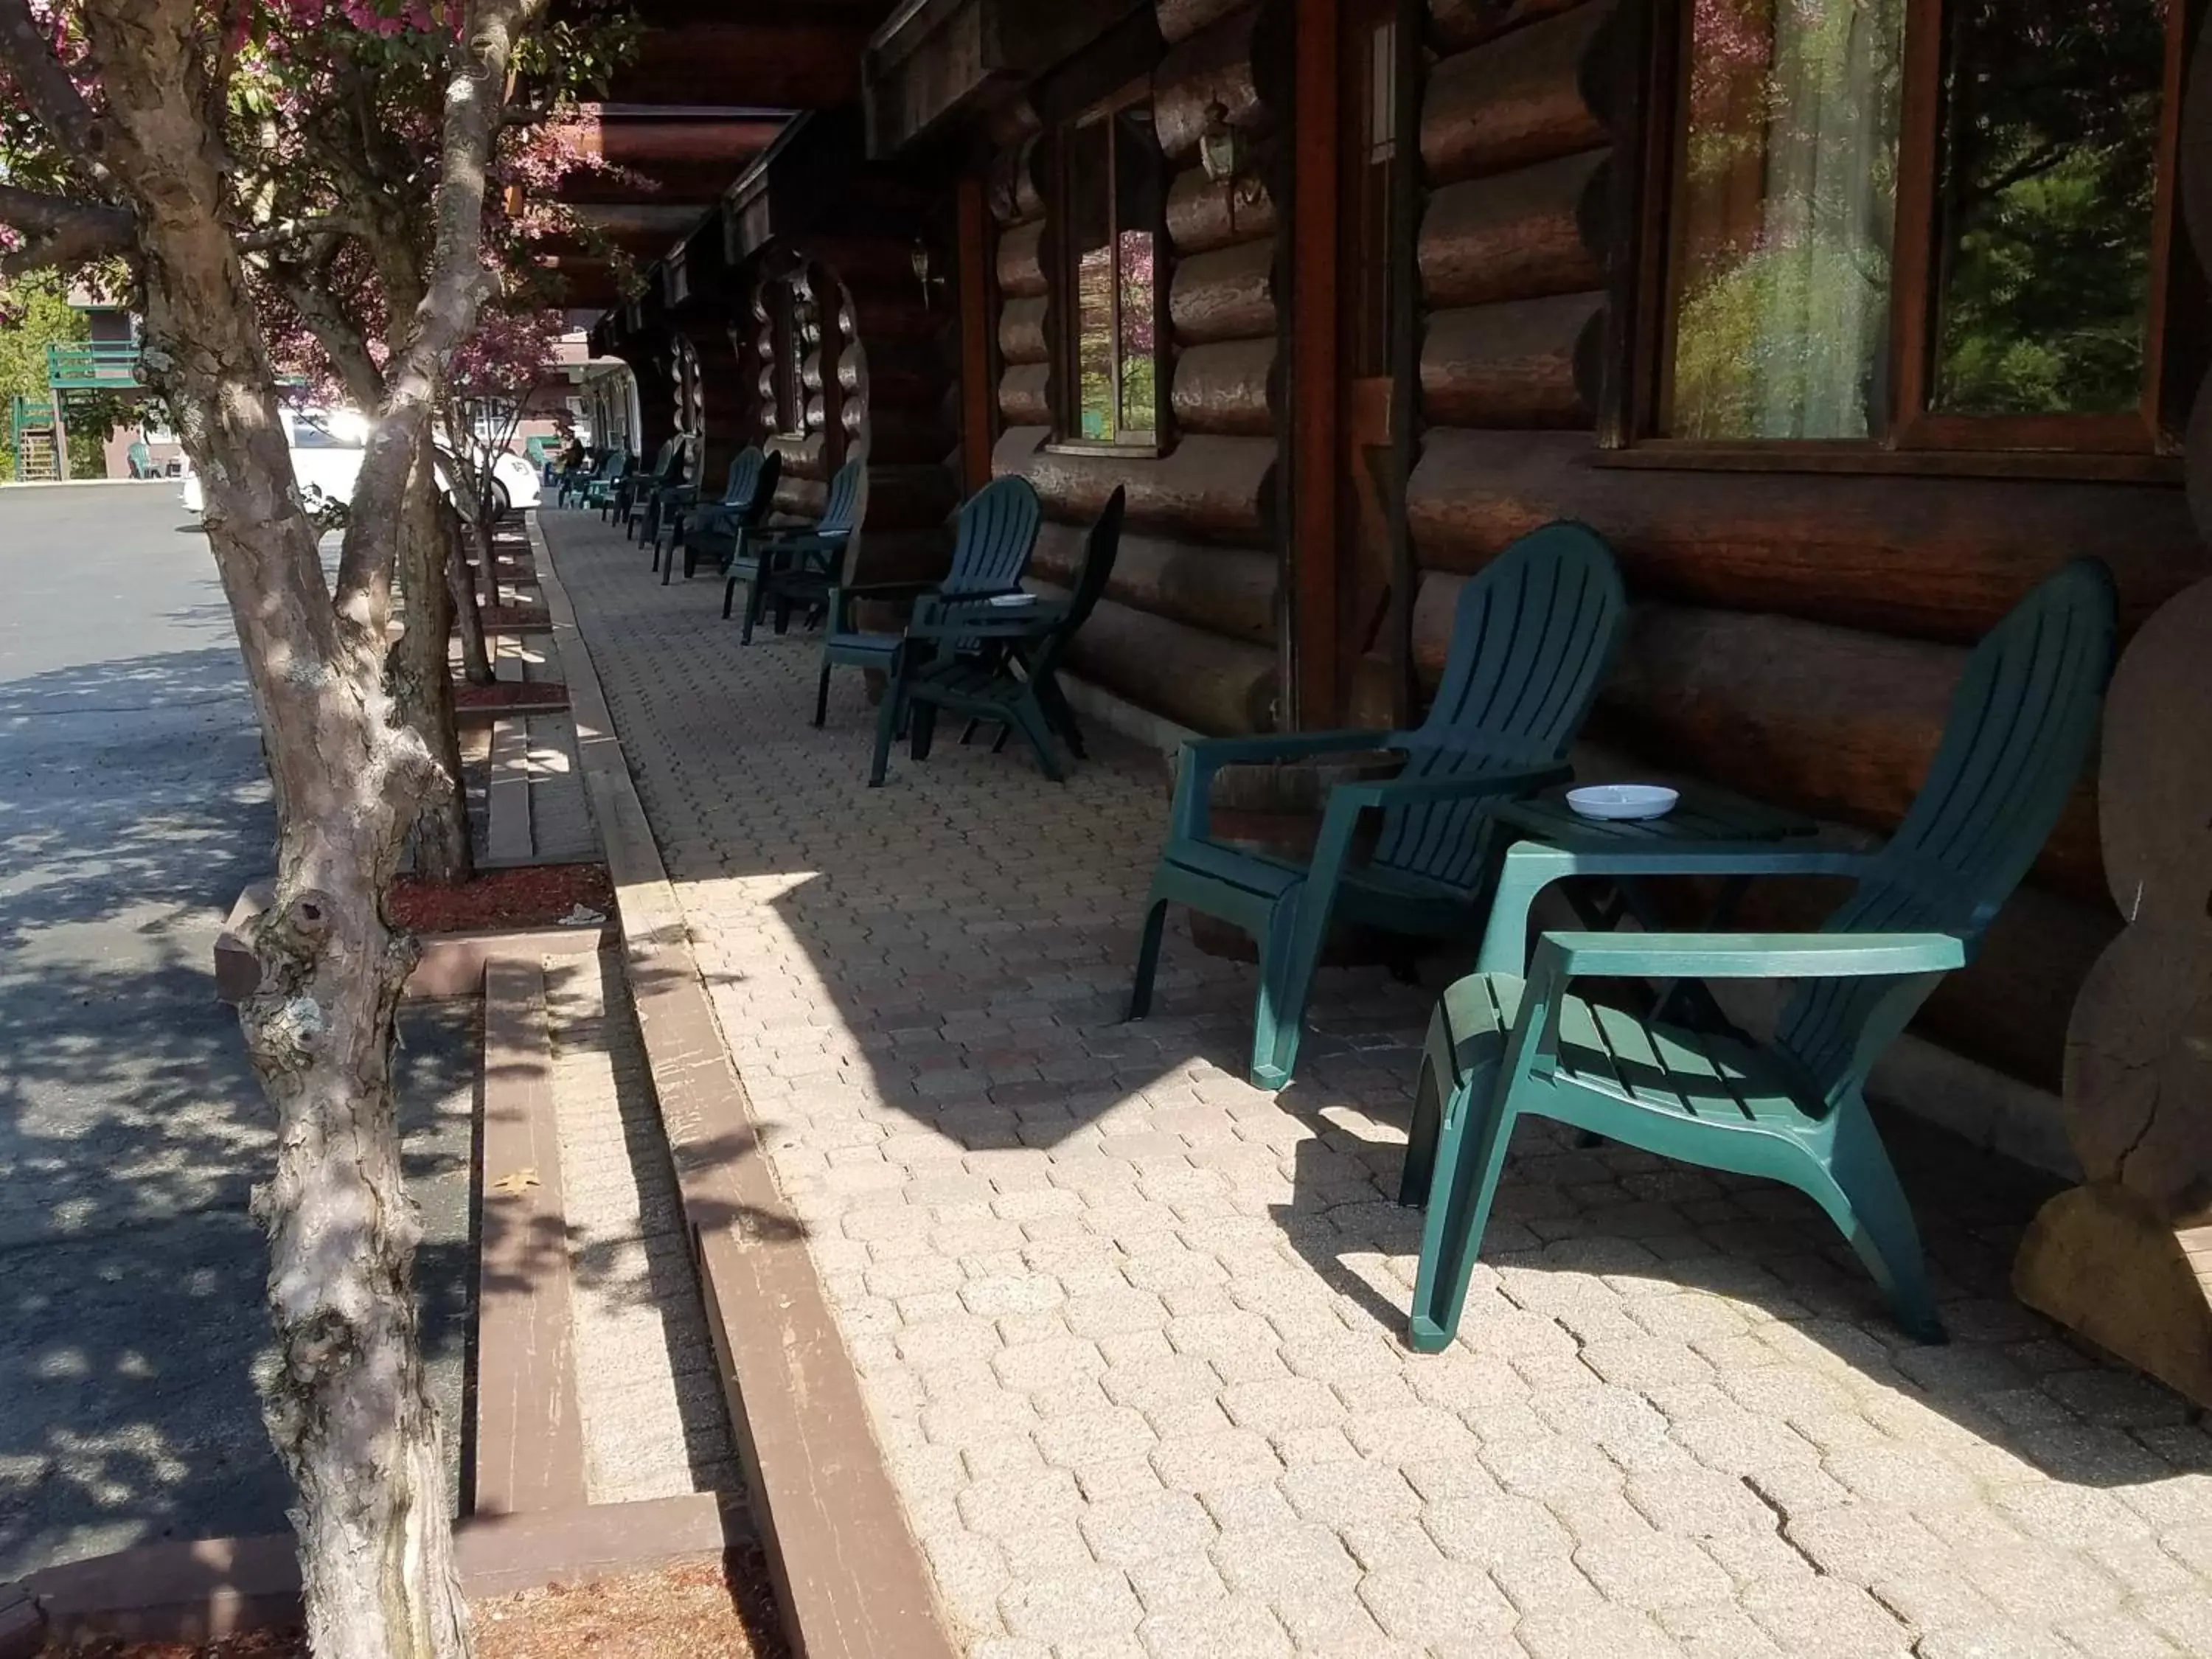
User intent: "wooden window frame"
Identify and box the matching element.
[1046,77,1170,459]
[1611,0,2191,481]
[768,271,813,442]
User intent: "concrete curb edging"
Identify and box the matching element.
[529,512,960,1659]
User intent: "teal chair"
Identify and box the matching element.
[661,448,778,582]
[625,437,691,543]
[728,459,864,640]
[1129,522,1629,1091]
[815,473,1042,742]
[1405,559,2118,1352]
[582,451,634,515]
[888,486,1124,787]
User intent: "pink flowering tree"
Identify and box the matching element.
[0,3,574,1653]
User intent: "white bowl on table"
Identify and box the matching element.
[1565,784,1680,821]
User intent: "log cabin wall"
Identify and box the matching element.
[987,0,1286,737]
[1404,0,2212,1098]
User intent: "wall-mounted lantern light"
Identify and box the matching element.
[912,240,947,310]
[1198,100,1264,209]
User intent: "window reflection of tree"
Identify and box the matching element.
[1060,94,1164,448]
[1931,0,2166,416]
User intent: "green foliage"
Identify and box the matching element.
[1929,0,2166,417]
[0,274,114,480]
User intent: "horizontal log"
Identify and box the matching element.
[1158,0,1251,44]
[1421,292,1603,428]
[1406,428,2210,641]
[1034,519,1278,643]
[988,137,1046,226]
[848,291,947,347]
[1171,237,1277,344]
[860,405,958,467]
[997,425,1276,543]
[608,21,863,108]
[999,296,1051,366]
[1412,582,2106,902]
[859,339,953,411]
[1172,338,1277,436]
[1422,2,1613,186]
[1166,166,1279,254]
[771,475,829,520]
[1000,363,1052,426]
[1155,7,1264,161]
[997,219,1048,299]
[1419,150,1608,310]
[863,462,961,533]
[1039,582,1279,734]
[1431,0,1595,50]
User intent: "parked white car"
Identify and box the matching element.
[179,407,541,516]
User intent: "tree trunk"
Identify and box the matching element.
[448,505,495,686]
[392,439,474,883]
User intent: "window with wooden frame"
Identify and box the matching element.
[766,271,814,439]
[1626,0,2186,467]
[1052,83,1168,452]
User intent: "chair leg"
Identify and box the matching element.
[723,574,742,622]
[1400,1061,1444,1208]
[909,703,939,762]
[1248,890,1304,1091]
[990,725,1011,754]
[1005,695,1064,783]
[813,655,835,727]
[1408,1051,1515,1353]
[1127,893,1172,1020]
[658,537,673,583]
[742,576,771,644]
[868,681,905,787]
[1820,1103,1945,1343]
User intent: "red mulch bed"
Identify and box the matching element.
[390,862,612,935]
[42,1549,788,1659]
[475,605,551,631]
[453,680,569,713]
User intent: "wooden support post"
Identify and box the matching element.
[49,392,69,482]
[1289,0,1343,728]
[957,175,996,495]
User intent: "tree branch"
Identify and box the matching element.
[265,237,388,412]
[0,181,136,274]
[334,0,550,614]
[0,0,115,182]
[232,214,370,254]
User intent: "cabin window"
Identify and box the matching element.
[1054,87,1166,451]
[766,274,813,439]
[1647,0,2182,457]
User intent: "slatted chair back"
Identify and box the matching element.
[1371,522,1628,888]
[943,475,1043,595]
[816,459,866,538]
[603,451,630,482]
[1778,558,2117,1110]
[719,448,766,509]
[1030,487,1124,682]
[745,450,784,523]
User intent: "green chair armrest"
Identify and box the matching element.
[1327,763,1571,812]
[1540,930,1966,982]
[1476,841,1883,975]
[908,594,1067,643]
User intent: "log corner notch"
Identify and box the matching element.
[2014,575,2212,1405]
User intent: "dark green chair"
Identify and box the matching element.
[569,449,626,510]
[813,474,1042,740]
[1405,559,2118,1352]
[727,458,864,639]
[625,437,691,543]
[886,486,1123,787]
[1128,521,1628,1091]
[658,448,777,582]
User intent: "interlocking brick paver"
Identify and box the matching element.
[544,508,2212,1657]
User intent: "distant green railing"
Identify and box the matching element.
[46,339,145,391]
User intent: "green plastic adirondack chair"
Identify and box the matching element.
[1404,558,2118,1353]
[726,458,865,640]
[625,436,692,543]
[815,474,1043,748]
[1129,521,1629,1091]
[574,450,628,511]
[661,448,776,581]
[877,484,1118,787]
